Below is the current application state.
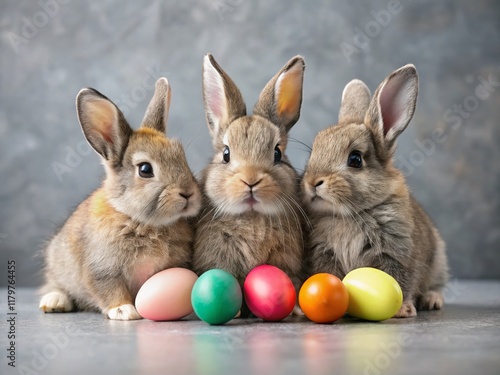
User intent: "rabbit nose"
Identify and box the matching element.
[179,192,192,200]
[241,179,262,190]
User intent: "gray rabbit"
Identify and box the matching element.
[301,65,448,317]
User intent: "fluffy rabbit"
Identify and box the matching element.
[39,78,201,320]
[192,54,306,291]
[301,65,448,318]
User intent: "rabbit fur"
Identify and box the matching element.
[39,78,201,320]
[192,54,307,291]
[301,65,449,318]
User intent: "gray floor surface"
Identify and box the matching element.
[1,281,499,375]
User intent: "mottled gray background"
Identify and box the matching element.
[0,0,499,286]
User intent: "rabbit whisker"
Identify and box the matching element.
[289,137,312,151]
[338,196,380,250]
[272,202,287,253]
[183,135,203,151]
[280,193,308,250]
[283,191,312,229]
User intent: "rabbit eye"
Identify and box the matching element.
[274,145,282,164]
[138,162,154,178]
[222,146,230,163]
[347,151,362,168]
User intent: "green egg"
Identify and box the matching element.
[191,269,242,325]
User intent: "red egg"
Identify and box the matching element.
[243,265,296,321]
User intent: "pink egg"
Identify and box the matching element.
[243,265,296,321]
[135,268,198,321]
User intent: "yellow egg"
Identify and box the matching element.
[135,268,198,321]
[342,267,403,321]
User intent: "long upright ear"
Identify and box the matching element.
[141,77,171,133]
[253,56,305,133]
[338,79,371,124]
[76,88,133,161]
[202,54,246,141]
[365,64,418,149]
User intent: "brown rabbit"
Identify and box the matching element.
[39,78,201,320]
[301,65,448,318]
[192,54,307,292]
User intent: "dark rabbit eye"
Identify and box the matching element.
[347,151,362,168]
[274,145,282,164]
[223,146,230,163]
[138,162,154,178]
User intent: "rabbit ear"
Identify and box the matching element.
[253,56,305,133]
[365,64,418,149]
[339,79,371,124]
[141,77,171,133]
[202,54,246,140]
[76,88,133,161]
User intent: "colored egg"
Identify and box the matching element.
[243,265,296,321]
[191,269,242,325]
[135,268,198,321]
[342,267,403,321]
[299,273,349,323]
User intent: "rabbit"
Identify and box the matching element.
[301,65,449,318]
[39,78,202,320]
[192,54,307,296]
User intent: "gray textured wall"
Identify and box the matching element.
[1,0,499,286]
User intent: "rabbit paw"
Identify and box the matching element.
[292,304,304,316]
[39,291,73,313]
[394,301,417,318]
[107,304,142,320]
[418,291,444,310]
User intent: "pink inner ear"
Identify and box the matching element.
[379,77,405,135]
[98,121,114,143]
[204,60,226,122]
[88,100,117,144]
[208,87,224,119]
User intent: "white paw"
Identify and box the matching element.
[39,291,73,313]
[293,304,305,316]
[107,304,142,321]
[394,301,417,318]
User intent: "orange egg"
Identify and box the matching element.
[299,273,349,323]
